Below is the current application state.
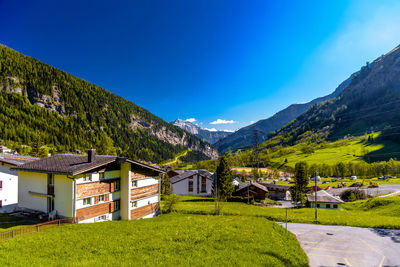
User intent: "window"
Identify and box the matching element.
[83,198,91,206]
[114,180,120,191]
[99,194,105,202]
[316,204,320,208]
[201,177,207,193]
[0,200,2,208]
[99,172,105,179]
[83,174,92,182]
[188,180,193,192]
[0,180,2,190]
[114,200,120,211]
[131,201,137,208]
[333,204,338,209]
[131,180,138,188]
[326,204,331,209]
[97,215,108,221]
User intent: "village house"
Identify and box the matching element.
[234,182,269,201]
[260,183,291,200]
[169,169,213,196]
[306,190,344,210]
[0,154,38,212]
[12,150,164,223]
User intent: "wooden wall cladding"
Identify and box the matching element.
[76,202,110,221]
[131,184,158,200]
[130,203,159,220]
[77,180,118,198]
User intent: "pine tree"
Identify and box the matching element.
[291,161,308,206]
[213,156,234,201]
[31,131,44,157]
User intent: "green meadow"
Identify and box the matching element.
[0,213,308,267]
[172,196,400,229]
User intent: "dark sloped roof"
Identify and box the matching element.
[170,169,213,184]
[0,153,39,166]
[306,190,344,203]
[261,183,291,191]
[236,182,269,193]
[12,154,164,175]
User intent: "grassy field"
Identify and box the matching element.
[171,196,400,229]
[268,133,400,168]
[0,213,308,267]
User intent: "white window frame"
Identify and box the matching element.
[99,194,105,202]
[114,180,120,191]
[83,174,92,182]
[131,201,137,208]
[99,172,105,179]
[131,180,138,188]
[83,197,91,206]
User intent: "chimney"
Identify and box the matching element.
[88,149,96,162]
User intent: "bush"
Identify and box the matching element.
[340,189,367,202]
[163,194,180,213]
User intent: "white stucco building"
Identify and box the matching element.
[170,169,213,196]
[0,154,38,213]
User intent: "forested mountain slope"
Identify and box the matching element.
[270,45,400,148]
[214,71,351,153]
[0,44,218,162]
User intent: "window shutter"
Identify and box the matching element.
[110,182,115,192]
[105,194,109,201]
[94,196,99,204]
[109,202,114,213]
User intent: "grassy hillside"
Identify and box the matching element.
[0,214,308,267]
[173,196,400,229]
[267,133,400,168]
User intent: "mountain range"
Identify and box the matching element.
[0,44,218,162]
[171,119,231,144]
[214,74,353,153]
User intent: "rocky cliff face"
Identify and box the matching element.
[171,119,231,144]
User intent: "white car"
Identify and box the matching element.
[350,176,357,180]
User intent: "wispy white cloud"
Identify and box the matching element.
[185,118,196,123]
[203,127,218,132]
[210,119,236,125]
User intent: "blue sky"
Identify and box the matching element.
[1,1,400,132]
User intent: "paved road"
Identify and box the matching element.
[331,184,400,197]
[278,222,400,267]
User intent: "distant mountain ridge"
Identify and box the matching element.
[171,119,231,144]
[270,44,400,146]
[214,74,353,153]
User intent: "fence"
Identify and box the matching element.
[0,218,75,242]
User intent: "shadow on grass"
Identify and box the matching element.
[262,251,308,267]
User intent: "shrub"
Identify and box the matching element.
[340,189,367,202]
[163,194,180,213]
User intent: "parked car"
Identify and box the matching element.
[389,176,397,179]
[322,181,330,184]
[286,177,291,181]
[378,176,388,180]
[350,176,357,180]
[310,176,321,181]
[331,178,339,182]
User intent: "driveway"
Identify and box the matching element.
[331,184,400,197]
[278,222,400,267]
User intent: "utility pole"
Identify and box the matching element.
[314,171,318,221]
[215,158,218,215]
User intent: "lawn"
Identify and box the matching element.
[171,196,400,229]
[0,213,308,267]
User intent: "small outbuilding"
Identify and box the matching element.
[234,182,269,201]
[306,190,344,210]
[261,183,291,200]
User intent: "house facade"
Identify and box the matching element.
[170,169,213,196]
[0,154,38,212]
[13,150,164,223]
[306,190,344,210]
[260,183,291,200]
[234,182,269,201]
